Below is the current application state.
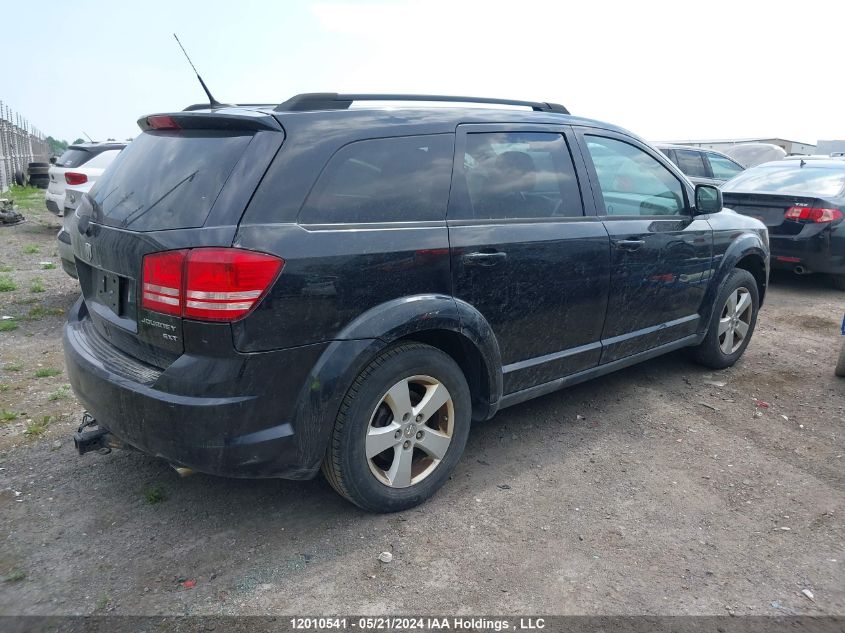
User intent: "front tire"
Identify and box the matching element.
[690,268,759,369]
[322,342,471,513]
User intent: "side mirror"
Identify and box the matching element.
[695,184,722,214]
[49,156,57,164]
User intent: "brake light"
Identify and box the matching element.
[785,206,843,223]
[141,248,283,322]
[141,250,188,317]
[64,172,88,185]
[146,115,181,130]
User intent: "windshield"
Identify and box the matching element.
[722,162,845,197]
[89,130,252,231]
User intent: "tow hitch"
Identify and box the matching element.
[73,412,126,455]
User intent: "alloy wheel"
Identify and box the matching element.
[365,375,454,488]
[718,286,752,354]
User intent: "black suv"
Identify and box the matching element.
[64,93,769,512]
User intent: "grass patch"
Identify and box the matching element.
[8,185,45,211]
[0,384,9,392]
[35,367,61,378]
[2,569,25,583]
[1,410,18,422]
[144,486,167,505]
[30,279,45,293]
[48,385,70,401]
[24,306,64,321]
[0,321,18,332]
[0,276,16,292]
[0,265,12,273]
[4,361,23,371]
[22,244,39,254]
[40,262,57,270]
[24,416,51,437]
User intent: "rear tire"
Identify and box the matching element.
[829,275,845,291]
[689,268,759,369]
[836,341,845,378]
[322,342,471,513]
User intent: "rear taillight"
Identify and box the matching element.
[785,206,843,223]
[65,172,88,185]
[141,250,188,316]
[141,248,283,322]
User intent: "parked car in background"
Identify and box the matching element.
[721,143,787,168]
[722,157,845,289]
[656,144,745,186]
[56,182,92,278]
[64,93,768,512]
[45,142,125,215]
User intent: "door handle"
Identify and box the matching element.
[613,239,645,252]
[461,251,508,267]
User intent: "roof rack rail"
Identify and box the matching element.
[274,93,569,114]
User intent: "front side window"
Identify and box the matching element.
[585,136,686,216]
[458,132,583,220]
[299,134,453,224]
[675,150,709,178]
[706,153,744,180]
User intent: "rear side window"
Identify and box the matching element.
[706,153,744,180]
[89,131,252,231]
[457,132,583,220]
[299,134,453,224]
[675,149,708,178]
[55,148,92,168]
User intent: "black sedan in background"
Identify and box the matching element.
[722,158,845,289]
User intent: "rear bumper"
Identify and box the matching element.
[769,227,845,276]
[63,298,332,479]
[45,190,64,215]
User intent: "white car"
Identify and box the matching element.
[45,142,125,215]
[56,181,94,278]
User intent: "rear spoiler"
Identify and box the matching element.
[136,109,282,133]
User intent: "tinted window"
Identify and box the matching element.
[82,149,121,169]
[299,134,453,224]
[722,163,845,197]
[55,148,92,168]
[89,131,252,231]
[458,132,582,220]
[675,149,709,178]
[585,136,685,216]
[706,153,744,180]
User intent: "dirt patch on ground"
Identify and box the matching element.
[0,195,843,616]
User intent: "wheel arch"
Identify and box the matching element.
[289,295,503,476]
[701,233,769,331]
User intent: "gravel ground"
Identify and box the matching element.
[0,189,843,616]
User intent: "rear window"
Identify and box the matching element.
[55,148,92,168]
[89,131,252,231]
[299,134,453,224]
[722,163,845,197]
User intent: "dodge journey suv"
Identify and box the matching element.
[64,93,769,512]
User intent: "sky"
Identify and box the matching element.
[3,0,843,145]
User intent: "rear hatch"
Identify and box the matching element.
[69,110,284,367]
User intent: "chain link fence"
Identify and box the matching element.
[0,100,51,193]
